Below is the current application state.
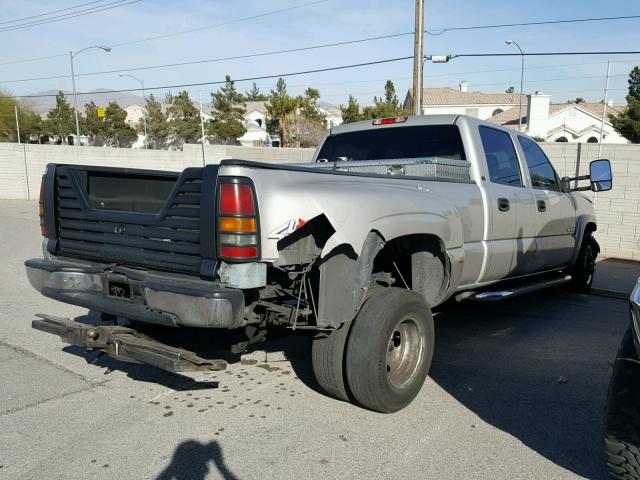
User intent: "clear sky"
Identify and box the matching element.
[1,0,639,107]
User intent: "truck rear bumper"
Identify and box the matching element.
[25,258,245,329]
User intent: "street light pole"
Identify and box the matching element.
[69,45,111,146]
[506,40,525,132]
[119,74,147,148]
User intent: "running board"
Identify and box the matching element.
[32,314,227,373]
[456,275,572,302]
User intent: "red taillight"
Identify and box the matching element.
[372,116,408,125]
[218,180,259,260]
[220,246,258,258]
[219,183,255,215]
[39,176,46,237]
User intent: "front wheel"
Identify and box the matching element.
[345,288,434,413]
[570,234,599,293]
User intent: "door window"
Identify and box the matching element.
[479,126,523,187]
[518,136,559,190]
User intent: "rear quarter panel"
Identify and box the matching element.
[217,165,484,267]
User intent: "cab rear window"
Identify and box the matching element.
[316,125,466,163]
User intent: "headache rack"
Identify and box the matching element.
[46,164,218,276]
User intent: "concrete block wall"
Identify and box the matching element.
[0,143,29,199]
[541,143,640,261]
[0,143,316,201]
[0,142,636,261]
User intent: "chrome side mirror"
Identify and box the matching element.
[590,159,612,192]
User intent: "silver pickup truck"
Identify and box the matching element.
[26,114,613,412]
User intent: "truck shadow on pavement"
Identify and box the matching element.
[155,440,238,480]
[56,290,629,479]
[428,289,629,480]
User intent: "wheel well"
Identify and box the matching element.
[585,221,597,236]
[372,234,449,307]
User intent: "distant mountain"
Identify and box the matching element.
[25,88,146,115]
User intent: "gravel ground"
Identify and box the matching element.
[0,200,635,480]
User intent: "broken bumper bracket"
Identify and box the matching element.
[32,314,227,373]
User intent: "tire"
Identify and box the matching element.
[604,327,640,480]
[345,287,434,413]
[570,234,599,294]
[312,322,352,402]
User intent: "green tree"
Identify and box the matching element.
[245,82,267,101]
[611,67,640,143]
[143,94,169,149]
[102,102,135,147]
[628,66,640,101]
[81,101,105,145]
[0,92,43,142]
[266,78,300,147]
[207,75,247,144]
[20,108,44,142]
[568,97,586,104]
[505,86,515,93]
[360,80,410,120]
[382,80,399,107]
[340,95,362,123]
[299,87,326,125]
[611,99,640,143]
[166,91,201,145]
[44,91,75,143]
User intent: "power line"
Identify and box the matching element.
[9,50,639,101]
[3,34,639,87]
[426,14,640,35]
[0,53,67,67]
[0,32,413,84]
[110,0,329,48]
[0,0,145,33]
[0,0,329,66]
[2,10,638,66]
[11,56,415,99]
[448,51,640,59]
[0,0,111,26]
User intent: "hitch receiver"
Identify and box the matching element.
[32,314,227,373]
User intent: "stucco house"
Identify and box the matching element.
[488,93,627,144]
[403,81,627,144]
[403,81,526,120]
[318,101,344,128]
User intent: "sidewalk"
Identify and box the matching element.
[593,258,640,297]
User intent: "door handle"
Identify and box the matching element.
[537,200,547,212]
[497,198,510,212]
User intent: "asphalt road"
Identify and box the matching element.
[0,200,636,480]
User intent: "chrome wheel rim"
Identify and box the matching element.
[386,316,425,389]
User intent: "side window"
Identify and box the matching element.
[479,126,522,187]
[518,136,559,190]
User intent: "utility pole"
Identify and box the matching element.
[14,105,21,144]
[199,91,206,166]
[598,60,611,157]
[412,0,425,115]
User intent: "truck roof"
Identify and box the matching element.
[330,114,460,135]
